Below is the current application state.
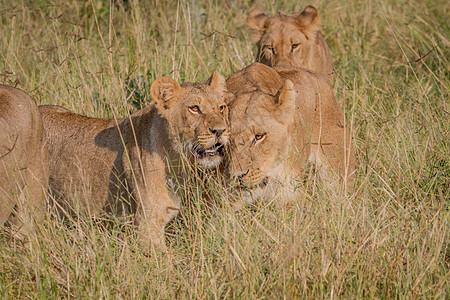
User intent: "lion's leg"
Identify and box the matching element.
[8,188,33,237]
[311,90,355,190]
[17,148,49,230]
[10,187,44,237]
[320,142,354,185]
[0,178,17,225]
[135,190,180,252]
[7,159,48,238]
[25,164,48,226]
[316,107,355,191]
[123,137,181,252]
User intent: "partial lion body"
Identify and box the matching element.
[40,105,180,246]
[39,72,229,250]
[276,65,354,180]
[0,85,49,232]
[227,63,355,202]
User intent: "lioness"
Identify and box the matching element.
[226,63,354,203]
[39,71,229,250]
[247,5,333,81]
[0,85,49,233]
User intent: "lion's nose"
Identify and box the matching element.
[209,128,226,138]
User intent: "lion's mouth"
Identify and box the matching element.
[193,142,225,160]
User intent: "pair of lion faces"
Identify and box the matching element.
[150,69,299,204]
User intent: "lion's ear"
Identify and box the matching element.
[274,80,296,125]
[206,70,227,96]
[226,63,283,97]
[150,77,182,114]
[295,5,321,38]
[247,9,268,42]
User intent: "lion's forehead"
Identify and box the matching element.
[266,15,303,28]
[230,112,273,137]
[262,21,307,44]
[231,97,273,119]
[230,106,289,145]
[183,89,224,108]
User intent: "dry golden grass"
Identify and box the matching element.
[0,0,448,298]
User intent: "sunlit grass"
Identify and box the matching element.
[0,0,448,298]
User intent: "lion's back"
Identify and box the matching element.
[38,105,137,214]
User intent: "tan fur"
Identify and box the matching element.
[248,5,333,81]
[39,71,229,251]
[0,85,49,233]
[226,63,355,203]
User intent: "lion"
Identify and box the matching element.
[247,5,333,81]
[0,85,49,234]
[226,63,354,204]
[39,71,229,251]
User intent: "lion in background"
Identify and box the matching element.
[0,85,49,234]
[247,5,333,82]
[39,71,229,251]
[226,63,354,204]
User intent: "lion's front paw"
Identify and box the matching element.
[137,223,167,254]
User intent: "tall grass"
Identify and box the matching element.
[1,0,448,298]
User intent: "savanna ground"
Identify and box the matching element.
[0,0,448,298]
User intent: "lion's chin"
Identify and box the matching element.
[198,154,222,169]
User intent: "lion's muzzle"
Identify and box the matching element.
[192,128,229,169]
[234,169,269,190]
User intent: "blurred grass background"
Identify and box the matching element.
[0,0,448,298]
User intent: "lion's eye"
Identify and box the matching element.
[189,106,201,113]
[219,105,226,112]
[264,45,275,54]
[254,133,266,143]
[291,43,300,51]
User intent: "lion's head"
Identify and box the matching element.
[247,5,333,78]
[227,63,355,203]
[150,71,229,169]
[226,64,297,202]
